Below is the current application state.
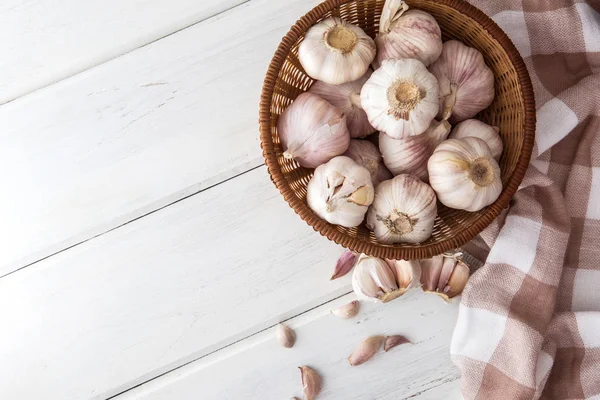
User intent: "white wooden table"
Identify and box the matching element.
[1,1,461,398]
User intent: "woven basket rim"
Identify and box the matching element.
[259,0,536,260]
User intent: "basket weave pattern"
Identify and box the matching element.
[259,0,535,260]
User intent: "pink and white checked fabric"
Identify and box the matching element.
[453,1,600,398]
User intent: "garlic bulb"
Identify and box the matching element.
[429,40,495,123]
[343,139,393,186]
[366,174,437,244]
[351,255,402,303]
[278,92,350,168]
[449,119,503,161]
[361,59,439,139]
[379,119,451,180]
[420,253,470,301]
[374,0,442,68]
[309,71,375,138]
[299,17,376,85]
[307,156,374,227]
[428,137,502,212]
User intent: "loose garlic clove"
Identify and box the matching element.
[429,40,495,123]
[307,156,374,227]
[384,335,411,351]
[449,119,503,161]
[366,174,437,244]
[330,250,357,280]
[351,255,403,303]
[374,0,442,69]
[278,92,350,168]
[276,323,296,348]
[299,366,322,400]
[309,71,375,138]
[361,59,440,139]
[428,137,502,212]
[331,300,360,319]
[299,17,376,85]
[348,335,385,366]
[379,119,451,181]
[343,139,393,186]
[420,253,470,301]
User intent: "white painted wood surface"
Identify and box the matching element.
[1,0,462,399]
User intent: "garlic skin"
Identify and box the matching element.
[375,0,442,68]
[428,137,502,212]
[275,323,296,348]
[366,174,437,244]
[307,156,374,227]
[429,40,495,123]
[299,17,376,85]
[299,366,321,400]
[384,335,411,352]
[351,255,402,303]
[309,71,375,138]
[348,335,385,366]
[343,139,393,186]
[330,250,357,280]
[278,92,350,168]
[379,119,451,180]
[361,59,440,139]
[449,119,503,161]
[420,253,470,301]
[391,259,422,291]
[331,300,360,319]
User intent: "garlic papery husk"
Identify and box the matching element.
[343,139,393,186]
[307,156,374,227]
[379,119,451,181]
[420,253,470,301]
[449,119,503,161]
[366,174,437,244]
[309,71,375,138]
[351,255,404,303]
[278,92,350,168]
[299,17,376,85]
[361,59,440,139]
[374,0,442,68]
[429,40,495,123]
[428,137,502,212]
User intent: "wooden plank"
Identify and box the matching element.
[0,0,247,104]
[0,0,323,276]
[0,167,352,400]
[115,292,460,400]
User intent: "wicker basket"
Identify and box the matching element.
[259,0,535,260]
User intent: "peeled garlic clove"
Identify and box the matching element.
[343,139,393,186]
[384,335,411,351]
[449,119,503,161]
[429,40,495,123]
[309,71,375,138]
[276,323,296,348]
[278,92,350,168]
[331,300,360,319]
[374,0,442,68]
[348,335,385,366]
[392,259,422,291]
[331,250,357,280]
[299,17,376,85]
[428,137,502,211]
[419,255,444,292]
[351,255,401,303]
[361,59,440,139]
[379,119,451,180]
[366,174,437,244]
[307,156,374,227]
[299,366,321,400]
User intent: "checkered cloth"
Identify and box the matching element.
[451,1,600,398]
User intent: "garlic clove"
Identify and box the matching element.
[428,137,502,212]
[330,251,357,280]
[348,335,385,366]
[276,323,296,348]
[421,254,470,301]
[375,0,442,68]
[278,92,350,169]
[299,17,376,85]
[379,119,451,181]
[383,335,411,351]
[299,366,322,400]
[366,174,437,244]
[343,139,393,186]
[361,59,440,139]
[331,300,360,319]
[309,71,376,138]
[429,40,495,123]
[351,255,400,303]
[444,259,470,298]
[419,255,444,292]
[449,119,503,161]
[307,156,374,227]
[392,259,422,290]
